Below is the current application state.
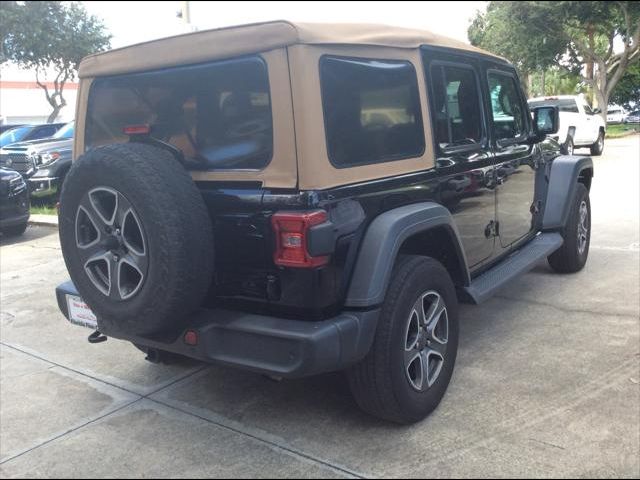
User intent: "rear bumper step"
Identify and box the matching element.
[461,232,563,304]
[56,281,379,379]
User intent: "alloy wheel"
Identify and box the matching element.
[403,290,449,391]
[75,187,148,300]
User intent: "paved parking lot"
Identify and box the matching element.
[1,136,639,478]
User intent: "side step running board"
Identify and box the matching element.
[461,232,563,304]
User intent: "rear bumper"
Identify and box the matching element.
[55,281,379,378]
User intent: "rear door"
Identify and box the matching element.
[422,48,496,268]
[484,65,540,250]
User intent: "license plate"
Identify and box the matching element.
[66,295,98,329]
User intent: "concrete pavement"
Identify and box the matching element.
[1,136,638,478]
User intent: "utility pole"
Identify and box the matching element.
[177,1,196,31]
[181,1,191,25]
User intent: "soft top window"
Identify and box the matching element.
[320,56,425,168]
[86,56,273,171]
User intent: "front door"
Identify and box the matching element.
[486,67,538,249]
[423,49,496,268]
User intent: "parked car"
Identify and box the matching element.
[528,95,605,155]
[0,123,65,148]
[0,124,25,134]
[55,21,592,424]
[606,106,627,124]
[0,168,30,237]
[0,121,74,199]
[624,110,640,124]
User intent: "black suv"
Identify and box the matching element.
[55,22,593,424]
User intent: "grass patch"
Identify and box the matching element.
[30,205,58,216]
[606,123,640,138]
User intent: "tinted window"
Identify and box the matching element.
[53,122,74,139]
[488,72,527,139]
[430,64,483,148]
[320,56,425,168]
[86,56,272,170]
[32,126,57,139]
[0,126,31,147]
[528,98,579,113]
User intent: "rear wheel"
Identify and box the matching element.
[347,255,459,424]
[590,130,604,156]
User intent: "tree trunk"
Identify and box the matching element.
[47,105,63,123]
[540,69,546,96]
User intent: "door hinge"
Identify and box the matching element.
[484,220,500,239]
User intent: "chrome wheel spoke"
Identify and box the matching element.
[88,187,119,227]
[117,255,145,299]
[84,251,113,297]
[406,350,425,391]
[424,349,444,387]
[121,207,146,257]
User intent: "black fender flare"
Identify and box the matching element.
[542,155,593,231]
[345,202,469,308]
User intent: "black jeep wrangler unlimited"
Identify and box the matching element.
[56,21,592,424]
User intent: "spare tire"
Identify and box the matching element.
[59,143,214,336]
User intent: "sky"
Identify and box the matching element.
[1,1,486,81]
[83,1,487,49]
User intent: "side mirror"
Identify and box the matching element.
[593,107,602,114]
[531,105,560,137]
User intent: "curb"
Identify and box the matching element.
[28,214,58,228]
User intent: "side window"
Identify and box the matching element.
[429,64,483,149]
[488,71,527,140]
[560,100,579,113]
[320,56,425,168]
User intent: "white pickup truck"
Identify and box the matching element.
[528,95,606,156]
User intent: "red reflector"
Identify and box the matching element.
[123,124,150,135]
[184,330,198,346]
[271,210,329,268]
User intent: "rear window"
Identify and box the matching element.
[320,56,425,168]
[528,98,579,113]
[86,56,272,170]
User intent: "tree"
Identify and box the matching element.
[1,1,111,122]
[468,2,566,95]
[469,1,640,121]
[609,61,640,109]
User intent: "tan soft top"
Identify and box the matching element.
[78,20,503,78]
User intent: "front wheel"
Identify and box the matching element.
[590,130,604,156]
[347,255,459,424]
[548,183,591,273]
[562,137,575,156]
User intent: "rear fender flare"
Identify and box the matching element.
[345,202,469,308]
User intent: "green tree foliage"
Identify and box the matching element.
[1,1,111,122]
[609,60,640,109]
[469,1,640,120]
